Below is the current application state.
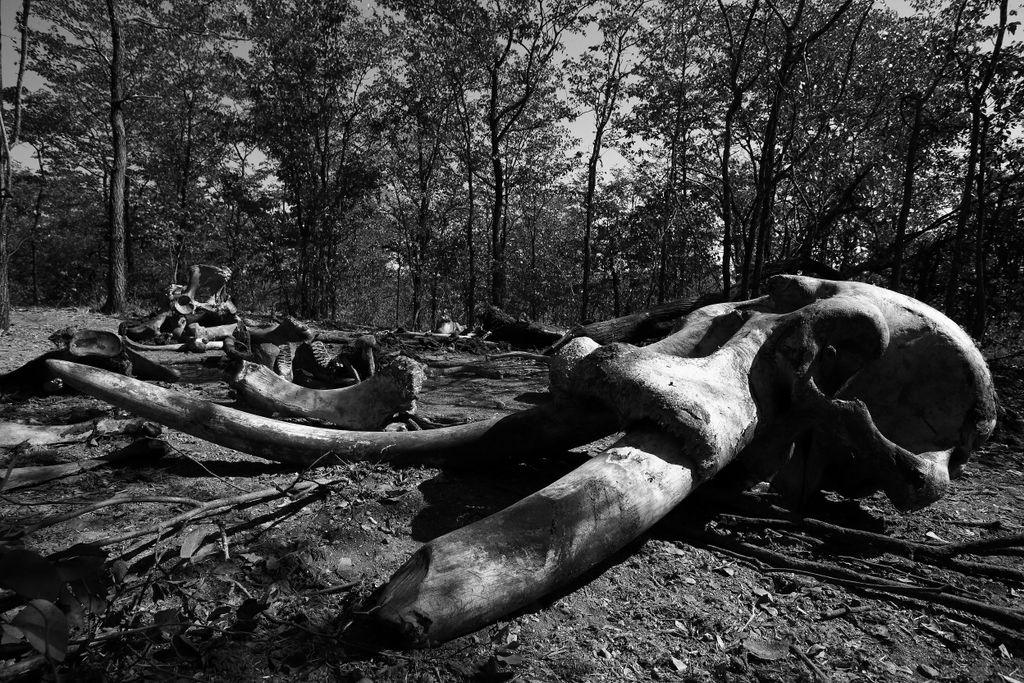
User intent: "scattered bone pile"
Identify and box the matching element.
[42,275,996,648]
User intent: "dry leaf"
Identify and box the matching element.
[742,635,788,661]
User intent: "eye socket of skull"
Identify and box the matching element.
[765,297,890,398]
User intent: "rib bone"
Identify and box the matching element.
[44,360,615,467]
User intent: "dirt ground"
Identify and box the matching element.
[2,306,1023,683]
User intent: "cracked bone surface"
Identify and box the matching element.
[228,356,425,430]
[172,264,231,315]
[43,276,996,648]
[372,275,995,646]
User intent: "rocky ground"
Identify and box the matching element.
[1,306,1023,683]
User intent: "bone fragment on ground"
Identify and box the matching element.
[182,322,237,342]
[0,417,160,448]
[122,338,223,353]
[229,356,425,430]
[172,264,231,315]
[337,335,377,383]
[245,317,315,346]
[123,348,181,382]
[1,438,170,491]
[1,329,179,394]
[120,311,170,342]
[290,340,350,388]
[374,426,703,646]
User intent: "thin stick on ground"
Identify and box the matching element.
[14,481,323,545]
[670,527,1024,632]
[718,513,1024,583]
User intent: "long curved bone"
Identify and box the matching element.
[228,356,424,430]
[44,360,615,467]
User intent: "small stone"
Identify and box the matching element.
[918,663,939,679]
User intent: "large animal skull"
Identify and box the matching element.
[571,274,996,513]
[46,276,996,648]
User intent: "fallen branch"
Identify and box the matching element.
[545,292,726,353]
[13,481,322,546]
[485,351,550,364]
[790,642,832,683]
[0,654,46,682]
[394,331,476,342]
[668,526,1024,632]
[427,363,504,380]
[122,486,333,569]
[716,510,1024,583]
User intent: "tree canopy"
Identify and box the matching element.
[1,0,1021,341]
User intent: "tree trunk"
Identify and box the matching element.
[944,0,1008,319]
[970,115,990,339]
[890,96,923,292]
[717,0,760,300]
[0,0,32,332]
[943,107,981,319]
[489,156,506,309]
[721,98,738,298]
[749,72,787,297]
[488,66,507,310]
[465,179,477,323]
[563,291,726,348]
[103,0,128,315]
[0,233,9,334]
[580,156,598,322]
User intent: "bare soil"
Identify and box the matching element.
[2,306,1023,683]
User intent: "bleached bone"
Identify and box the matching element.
[173,265,231,315]
[229,356,424,430]
[44,276,996,648]
[1,438,169,491]
[44,360,615,467]
[183,322,238,342]
[0,417,159,448]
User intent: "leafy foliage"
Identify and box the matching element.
[0,0,1021,338]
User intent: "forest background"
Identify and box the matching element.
[0,0,1020,342]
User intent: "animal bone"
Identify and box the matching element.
[1,330,179,395]
[44,360,614,467]
[229,356,424,430]
[183,322,238,342]
[172,264,231,315]
[43,276,996,648]
[0,417,160,448]
[1,438,169,491]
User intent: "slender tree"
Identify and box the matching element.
[101,0,128,314]
[944,0,1010,323]
[0,0,33,332]
[569,0,644,322]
